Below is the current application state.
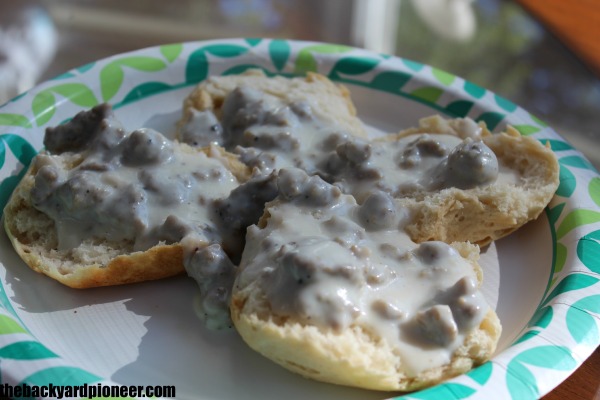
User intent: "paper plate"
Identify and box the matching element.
[0,38,598,400]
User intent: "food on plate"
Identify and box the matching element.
[391,116,559,246]
[325,115,559,246]
[3,103,249,290]
[177,71,557,390]
[176,69,367,174]
[231,168,501,391]
[178,70,559,246]
[3,70,560,392]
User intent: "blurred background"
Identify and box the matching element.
[0,0,599,167]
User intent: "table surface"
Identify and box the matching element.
[1,1,599,399]
[517,0,600,76]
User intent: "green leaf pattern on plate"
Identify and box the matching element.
[577,230,600,273]
[554,242,568,274]
[0,314,28,335]
[396,363,493,399]
[446,100,475,118]
[268,39,291,71]
[544,139,575,152]
[542,273,599,308]
[556,210,600,240]
[222,65,275,77]
[100,56,167,101]
[560,155,596,171]
[159,44,183,63]
[556,164,577,198]
[444,100,474,118]
[514,330,542,345]
[369,71,412,93]
[20,366,101,388]
[0,38,598,399]
[398,362,493,400]
[401,383,476,400]
[0,113,32,128]
[410,86,444,103]
[463,80,486,99]
[186,47,209,84]
[0,342,57,360]
[77,62,96,74]
[203,44,249,58]
[186,44,250,85]
[589,177,600,207]
[547,202,565,226]
[245,38,263,47]
[506,361,539,400]
[566,295,600,345]
[506,346,576,400]
[512,125,540,136]
[467,362,493,385]
[494,94,518,112]
[530,306,554,330]
[293,44,352,74]
[402,59,424,72]
[32,83,99,126]
[530,113,548,127]
[0,134,37,167]
[476,111,505,130]
[0,134,37,213]
[431,68,456,86]
[328,56,380,80]
[118,82,173,107]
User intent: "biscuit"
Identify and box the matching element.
[231,169,502,391]
[3,104,248,288]
[177,69,367,140]
[391,116,560,246]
